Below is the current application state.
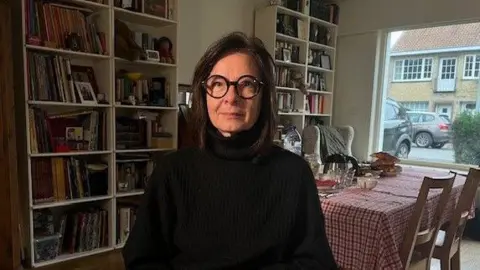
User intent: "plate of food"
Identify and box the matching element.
[370,152,401,177]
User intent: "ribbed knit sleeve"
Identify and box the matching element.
[261,163,339,270]
[122,160,174,270]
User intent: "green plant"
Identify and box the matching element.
[452,111,480,165]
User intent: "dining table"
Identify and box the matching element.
[320,166,468,270]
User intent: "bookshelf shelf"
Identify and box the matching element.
[114,57,177,68]
[114,104,178,110]
[255,3,339,140]
[28,101,111,108]
[276,86,299,92]
[307,65,333,73]
[115,148,174,153]
[33,247,114,268]
[116,190,145,198]
[276,33,306,44]
[25,45,110,59]
[113,7,177,26]
[31,195,113,210]
[14,0,179,267]
[29,150,112,157]
[308,42,335,51]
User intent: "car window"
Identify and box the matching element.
[439,116,450,124]
[408,113,421,123]
[384,104,398,120]
[423,115,435,122]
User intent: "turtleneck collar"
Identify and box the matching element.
[206,122,262,161]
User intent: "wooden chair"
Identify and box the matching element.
[433,167,480,270]
[399,174,456,270]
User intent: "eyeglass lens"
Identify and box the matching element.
[204,75,260,99]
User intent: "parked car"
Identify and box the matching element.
[382,99,413,158]
[406,111,451,149]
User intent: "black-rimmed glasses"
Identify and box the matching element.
[201,75,263,99]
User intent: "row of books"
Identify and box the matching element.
[117,204,138,245]
[27,52,100,104]
[306,94,326,115]
[33,208,109,262]
[26,0,107,54]
[28,108,106,154]
[31,157,108,203]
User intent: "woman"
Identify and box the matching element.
[123,31,338,270]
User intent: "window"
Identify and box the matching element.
[400,101,429,112]
[463,55,480,79]
[460,102,477,113]
[393,58,433,81]
[379,25,480,168]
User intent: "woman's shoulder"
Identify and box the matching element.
[267,146,310,170]
[153,147,200,165]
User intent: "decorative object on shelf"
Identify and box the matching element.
[149,77,168,106]
[65,33,82,51]
[145,49,160,61]
[144,0,167,18]
[320,53,331,69]
[282,123,302,156]
[290,71,308,95]
[282,48,291,62]
[75,81,98,104]
[114,19,145,61]
[154,36,174,63]
[97,93,108,104]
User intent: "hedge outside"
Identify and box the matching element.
[452,111,480,165]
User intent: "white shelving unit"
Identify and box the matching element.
[254,4,338,134]
[13,0,179,267]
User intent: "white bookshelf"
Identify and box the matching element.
[254,4,338,134]
[13,0,179,267]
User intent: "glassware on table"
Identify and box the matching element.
[344,169,356,187]
[304,154,321,177]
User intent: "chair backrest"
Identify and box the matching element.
[399,174,455,269]
[442,168,480,249]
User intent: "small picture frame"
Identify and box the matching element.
[145,49,160,61]
[320,54,331,70]
[282,48,292,62]
[75,82,97,104]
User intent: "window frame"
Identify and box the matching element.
[392,57,434,82]
[400,101,429,112]
[463,54,480,79]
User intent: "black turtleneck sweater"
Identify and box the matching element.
[122,125,338,270]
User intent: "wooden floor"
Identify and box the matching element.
[30,239,480,270]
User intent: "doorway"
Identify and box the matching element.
[435,103,453,120]
[437,57,457,92]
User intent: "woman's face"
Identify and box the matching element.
[206,53,262,137]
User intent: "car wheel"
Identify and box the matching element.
[431,142,446,149]
[396,141,410,159]
[415,132,433,148]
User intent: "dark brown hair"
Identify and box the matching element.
[189,31,277,154]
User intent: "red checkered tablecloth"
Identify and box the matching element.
[320,166,467,270]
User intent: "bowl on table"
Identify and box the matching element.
[357,176,378,190]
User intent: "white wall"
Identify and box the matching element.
[338,0,480,35]
[177,0,265,84]
[334,0,480,160]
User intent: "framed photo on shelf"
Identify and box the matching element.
[144,0,167,18]
[75,82,98,104]
[282,48,292,62]
[320,54,331,70]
